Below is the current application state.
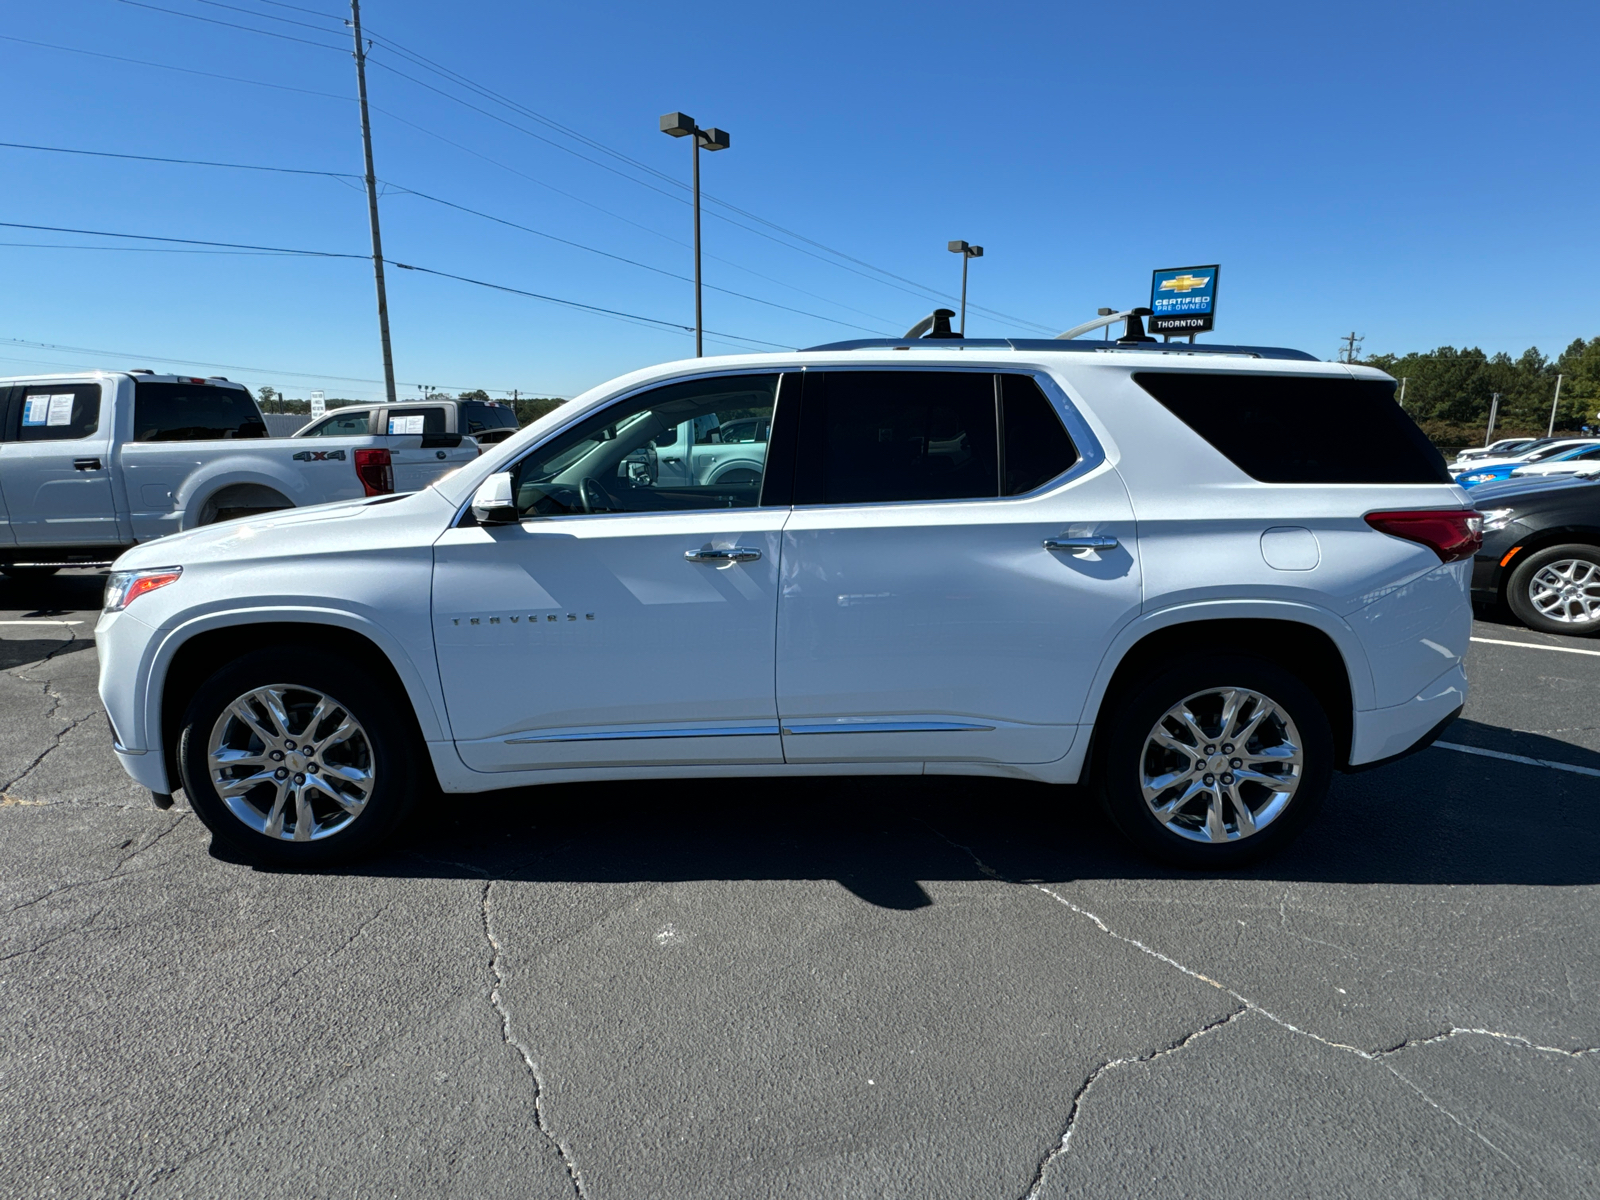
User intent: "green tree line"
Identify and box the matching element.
[1367,337,1600,449]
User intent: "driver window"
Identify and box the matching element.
[510,374,780,518]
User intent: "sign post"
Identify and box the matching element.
[1149,265,1219,338]
[310,390,326,420]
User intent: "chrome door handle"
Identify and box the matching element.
[685,547,762,564]
[73,458,103,471]
[1043,535,1119,553]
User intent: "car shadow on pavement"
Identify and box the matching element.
[228,715,1600,907]
[0,569,108,614]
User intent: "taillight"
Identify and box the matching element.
[354,447,394,496]
[1364,509,1483,563]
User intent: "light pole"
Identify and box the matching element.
[660,112,730,357]
[947,241,983,336]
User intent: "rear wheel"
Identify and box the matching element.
[177,646,424,865]
[1096,654,1332,868]
[1506,544,1600,636]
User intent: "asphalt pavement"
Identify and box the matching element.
[1,570,1595,1198]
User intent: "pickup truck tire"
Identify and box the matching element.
[1095,653,1332,868]
[177,645,424,866]
[196,484,292,527]
[1506,543,1600,636]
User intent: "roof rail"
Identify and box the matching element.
[799,338,1318,361]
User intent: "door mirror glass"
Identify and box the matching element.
[471,472,518,525]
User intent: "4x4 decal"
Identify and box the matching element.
[292,449,347,462]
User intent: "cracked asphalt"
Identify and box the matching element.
[1,570,1596,1198]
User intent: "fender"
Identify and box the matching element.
[174,455,339,530]
[133,604,454,785]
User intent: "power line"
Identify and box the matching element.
[0,220,791,348]
[0,139,888,333]
[113,0,347,51]
[0,32,354,102]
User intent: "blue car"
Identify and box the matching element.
[1456,440,1600,486]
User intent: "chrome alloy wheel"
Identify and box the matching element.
[206,685,375,842]
[1528,558,1600,624]
[1139,687,1304,844]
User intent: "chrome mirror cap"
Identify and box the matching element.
[471,472,518,525]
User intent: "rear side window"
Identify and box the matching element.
[1001,373,1078,495]
[385,406,447,435]
[16,383,102,441]
[301,410,372,437]
[133,382,267,442]
[460,401,518,434]
[1134,372,1449,484]
[794,371,999,504]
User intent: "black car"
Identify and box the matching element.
[1470,472,1600,634]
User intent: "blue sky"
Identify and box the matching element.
[1,0,1595,402]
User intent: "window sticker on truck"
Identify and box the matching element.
[389,415,425,434]
[23,394,74,426]
[292,449,348,462]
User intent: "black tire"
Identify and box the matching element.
[1505,543,1600,637]
[1095,653,1333,869]
[1,566,60,579]
[177,645,425,866]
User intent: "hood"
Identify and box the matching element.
[111,489,448,570]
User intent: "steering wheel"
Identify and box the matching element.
[579,476,615,513]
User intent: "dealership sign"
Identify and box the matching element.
[1149,265,1219,335]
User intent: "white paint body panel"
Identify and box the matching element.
[96,348,1473,797]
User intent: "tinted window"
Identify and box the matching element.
[511,374,781,517]
[1001,373,1078,495]
[795,371,999,505]
[385,406,447,435]
[16,383,102,441]
[1133,373,1449,484]
[460,401,518,433]
[301,410,372,436]
[133,382,267,442]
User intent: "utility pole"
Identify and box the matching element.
[1486,393,1500,445]
[1548,374,1565,437]
[1398,377,1407,409]
[1338,331,1364,363]
[350,0,396,405]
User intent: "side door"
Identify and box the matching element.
[0,380,120,546]
[432,371,796,772]
[776,369,1140,765]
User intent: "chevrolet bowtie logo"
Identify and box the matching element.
[1158,274,1211,294]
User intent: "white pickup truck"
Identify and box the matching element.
[0,371,468,575]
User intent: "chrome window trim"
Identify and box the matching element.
[779,719,995,735]
[507,722,782,744]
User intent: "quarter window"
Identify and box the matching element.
[793,371,999,505]
[16,383,102,441]
[510,374,781,517]
[1000,373,1079,495]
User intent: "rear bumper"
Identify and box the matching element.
[1347,662,1468,767]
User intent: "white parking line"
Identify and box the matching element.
[1471,636,1600,658]
[0,619,84,626]
[1435,740,1600,779]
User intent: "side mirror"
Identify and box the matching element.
[471,472,519,525]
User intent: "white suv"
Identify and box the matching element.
[96,340,1478,868]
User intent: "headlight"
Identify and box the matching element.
[1478,508,1516,532]
[104,566,182,613]
[1462,473,1497,483]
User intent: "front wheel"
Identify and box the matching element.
[177,646,425,865]
[1096,654,1333,868]
[1506,544,1600,636]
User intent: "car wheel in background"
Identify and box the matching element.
[1506,543,1600,636]
[177,645,424,865]
[1096,654,1333,868]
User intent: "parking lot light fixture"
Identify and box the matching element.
[947,241,983,336]
[660,112,732,357]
